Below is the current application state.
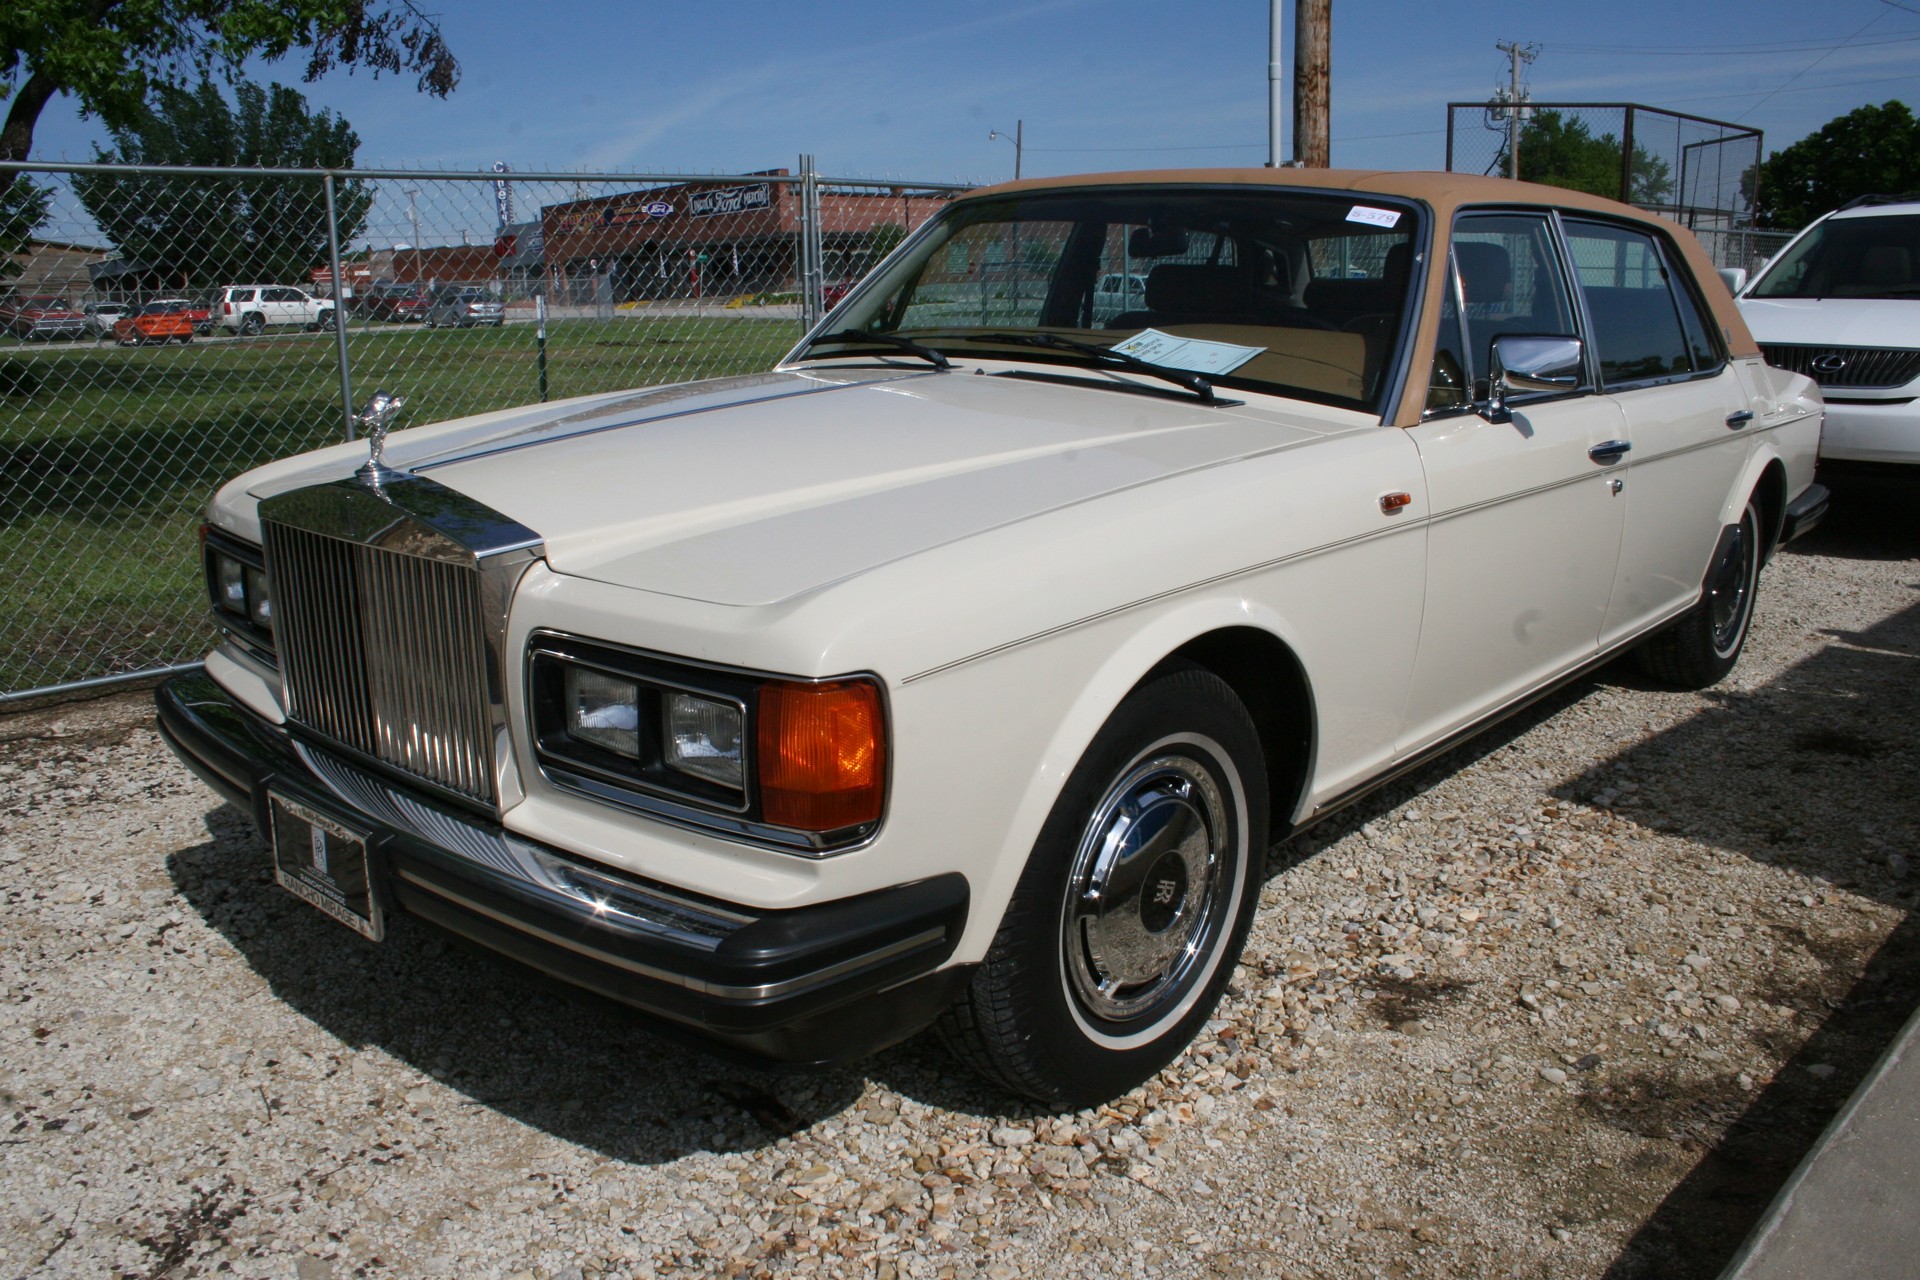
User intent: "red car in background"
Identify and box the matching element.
[147,297,215,335]
[2,295,87,340]
[356,283,432,322]
[113,302,196,345]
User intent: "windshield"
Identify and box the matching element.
[794,186,1421,412]
[1749,213,1920,299]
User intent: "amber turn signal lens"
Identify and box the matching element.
[756,679,885,831]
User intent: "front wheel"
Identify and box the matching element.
[939,667,1268,1107]
[314,310,335,332]
[1636,497,1763,689]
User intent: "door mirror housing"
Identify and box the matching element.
[1477,334,1584,424]
[1716,267,1748,295]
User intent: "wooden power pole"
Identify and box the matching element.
[1293,0,1330,167]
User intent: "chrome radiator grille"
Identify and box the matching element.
[1760,344,1920,390]
[263,520,496,806]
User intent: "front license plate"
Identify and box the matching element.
[268,793,384,941]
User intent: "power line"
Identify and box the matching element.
[1738,7,1898,120]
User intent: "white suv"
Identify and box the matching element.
[216,285,335,335]
[1738,194,1920,472]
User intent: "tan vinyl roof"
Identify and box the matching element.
[959,168,1758,427]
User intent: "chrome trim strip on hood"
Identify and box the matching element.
[407,369,938,475]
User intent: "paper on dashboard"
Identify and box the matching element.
[1109,328,1265,377]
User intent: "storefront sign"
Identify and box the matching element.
[689,183,773,218]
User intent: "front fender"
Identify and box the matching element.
[904,592,1314,967]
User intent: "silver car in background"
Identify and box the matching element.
[424,289,505,328]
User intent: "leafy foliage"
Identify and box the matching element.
[0,173,50,280]
[865,222,906,267]
[1756,101,1920,230]
[72,78,371,287]
[1497,109,1673,206]
[0,1,457,166]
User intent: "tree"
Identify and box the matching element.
[72,78,372,287]
[1755,101,1920,229]
[0,174,49,281]
[1496,109,1673,206]
[865,222,906,271]
[0,1,456,193]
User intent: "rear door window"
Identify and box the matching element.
[1561,220,1710,387]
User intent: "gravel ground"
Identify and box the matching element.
[3,494,1917,1280]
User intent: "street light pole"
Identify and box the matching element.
[404,187,423,272]
[989,120,1023,180]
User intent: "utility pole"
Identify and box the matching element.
[1293,0,1330,167]
[1495,40,1538,180]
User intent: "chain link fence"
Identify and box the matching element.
[1444,102,1765,250]
[1,160,967,700]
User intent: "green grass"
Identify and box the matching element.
[0,315,800,694]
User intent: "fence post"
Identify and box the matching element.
[322,171,357,441]
[1619,106,1637,206]
[798,155,825,331]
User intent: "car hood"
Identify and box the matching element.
[1738,296,1920,348]
[243,367,1344,606]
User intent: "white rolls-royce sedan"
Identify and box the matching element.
[158,169,1827,1107]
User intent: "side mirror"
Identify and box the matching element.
[1716,267,1748,295]
[1478,335,1583,424]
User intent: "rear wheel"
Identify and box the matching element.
[1636,496,1762,689]
[939,667,1267,1107]
[239,312,265,336]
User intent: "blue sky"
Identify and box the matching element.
[21,0,1920,181]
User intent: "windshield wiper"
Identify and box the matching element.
[975,331,1219,404]
[814,328,951,370]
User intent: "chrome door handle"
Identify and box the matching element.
[1588,440,1632,464]
[1726,410,1754,429]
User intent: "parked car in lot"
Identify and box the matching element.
[1092,270,1149,317]
[215,285,334,335]
[424,288,505,328]
[83,300,131,338]
[1,294,87,340]
[355,282,432,323]
[1737,193,1920,475]
[158,169,1827,1107]
[144,296,214,336]
[113,301,196,345]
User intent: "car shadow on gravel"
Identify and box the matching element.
[1550,583,1920,1279]
[165,806,872,1164]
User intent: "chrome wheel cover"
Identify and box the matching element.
[1061,742,1236,1030]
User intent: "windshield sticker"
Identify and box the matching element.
[1110,328,1265,377]
[1346,205,1402,228]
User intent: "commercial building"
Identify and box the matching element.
[540,171,947,305]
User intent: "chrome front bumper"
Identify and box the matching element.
[154,672,970,1065]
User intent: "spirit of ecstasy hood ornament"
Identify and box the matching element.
[352,391,406,486]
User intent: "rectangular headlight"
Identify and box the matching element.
[663,691,745,789]
[203,530,275,657]
[528,637,887,848]
[215,555,247,614]
[243,566,272,630]
[564,666,641,758]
